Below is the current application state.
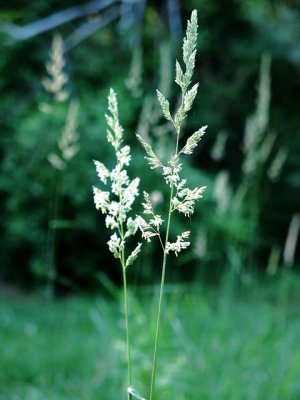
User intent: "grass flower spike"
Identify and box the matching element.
[93,89,142,399]
[137,10,206,259]
[93,89,141,266]
[48,100,80,170]
[137,10,207,399]
[42,34,69,102]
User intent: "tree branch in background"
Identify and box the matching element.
[0,0,123,42]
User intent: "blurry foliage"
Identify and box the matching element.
[1,280,300,398]
[0,0,299,290]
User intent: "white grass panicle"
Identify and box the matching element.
[41,34,80,171]
[92,11,206,400]
[41,34,80,299]
[136,10,207,400]
[93,89,142,266]
[93,89,142,400]
[137,10,206,258]
[242,53,277,178]
[42,34,69,102]
[48,100,80,170]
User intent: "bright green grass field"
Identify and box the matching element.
[0,277,300,400]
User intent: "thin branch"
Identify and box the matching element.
[1,0,118,41]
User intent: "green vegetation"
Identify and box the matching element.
[1,276,300,399]
[1,1,299,288]
[1,3,299,397]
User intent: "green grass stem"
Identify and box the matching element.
[123,268,132,400]
[149,187,174,400]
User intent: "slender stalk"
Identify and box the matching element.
[45,171,62,299]
[120,222,132,400]
[93,89,143,400]
[150,118,181,399]
[149,185,174,400]
[122,267,132,400]
[141,12,201,398]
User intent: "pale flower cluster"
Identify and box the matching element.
[42,34,69,102]
[213,170,232,215]
[165,231,190,257]
[137,126,206,255]
[93,89,141,268]
[172,186,206,217]
[48,100,80,170]
[41,34,80,171]
[136,11,207,257]
[137,192,164,243]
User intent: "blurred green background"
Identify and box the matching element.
[1,0,299,291]
[0,1,300,398]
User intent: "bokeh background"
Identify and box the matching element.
[0,1,300,398]
[1,0,300,290]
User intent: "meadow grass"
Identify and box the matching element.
[0,275,300,400]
